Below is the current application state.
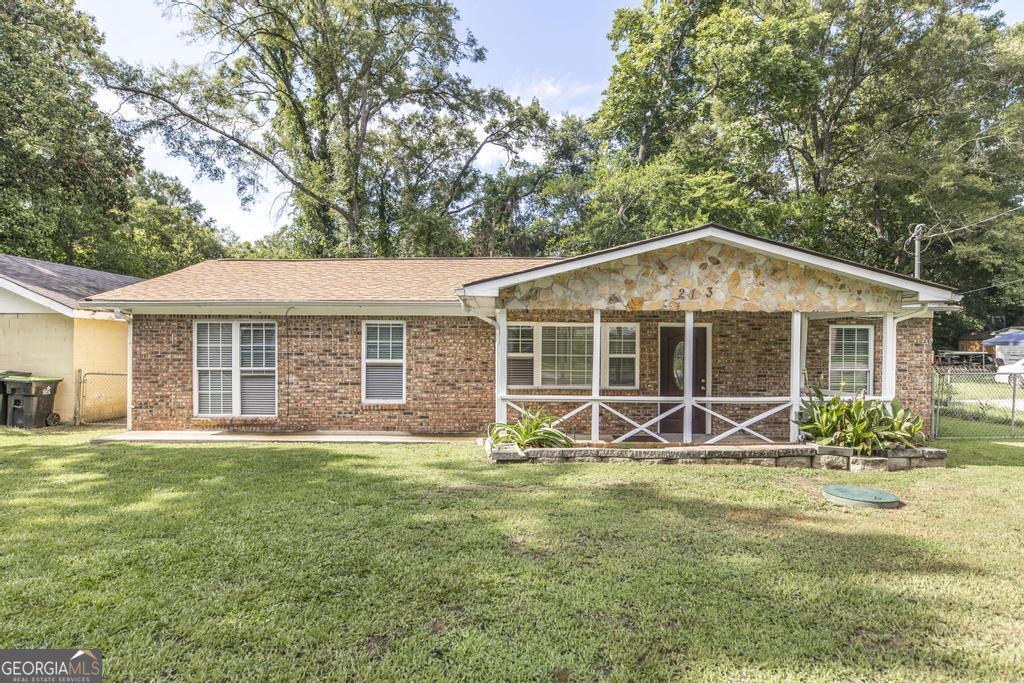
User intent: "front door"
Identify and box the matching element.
[659,326,708,435]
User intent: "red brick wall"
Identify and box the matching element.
[894,317,934,428]
[131,311,934,436]
[131,315,495,432]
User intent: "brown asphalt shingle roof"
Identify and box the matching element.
[89,257,560,304]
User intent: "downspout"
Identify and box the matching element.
[120,309,133,431]
[461,299,503,424]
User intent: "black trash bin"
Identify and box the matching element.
[0,371,31,427]
[5,377,63,428]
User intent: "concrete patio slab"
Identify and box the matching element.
[92,430,481,445]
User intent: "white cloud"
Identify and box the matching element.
[505,75,602,116]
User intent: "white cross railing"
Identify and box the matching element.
[502,394,794,444]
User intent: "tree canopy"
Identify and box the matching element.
[4,0,1024,344]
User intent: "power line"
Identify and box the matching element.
[958,274,1024,296]
[924,204,1024,241]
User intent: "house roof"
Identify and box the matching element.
[458,223,961,303]
[90,223,961,309]
[0,254,143,313]
[89,257,560,305]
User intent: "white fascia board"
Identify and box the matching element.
[458,226,959,302]
[109,301,471,317]
[0,277,75,317]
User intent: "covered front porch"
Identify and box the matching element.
[458,225,953,445]
[494,308,904,445]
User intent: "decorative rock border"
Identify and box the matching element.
[486,441,945,471]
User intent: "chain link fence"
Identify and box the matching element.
[77,371,128,425]
[932,366,1022,439]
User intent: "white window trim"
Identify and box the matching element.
[502,322,593,389]
[362,320,406,404]
[504,321,641,390]
[192,320,278,418]
[828,324,874,394]
[602,322,640,390]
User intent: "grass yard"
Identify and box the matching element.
[1,428,1022,681]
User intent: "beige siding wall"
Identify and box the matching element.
[72,318,130,422]
[0,313,75,419]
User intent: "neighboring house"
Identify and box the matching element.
[0,255,143,424]
[959,329,999,353]
[91,224,960,443]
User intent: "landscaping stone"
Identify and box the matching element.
[631,449,674,459]
[886,456,911,472]
[488,443,946,471]
[849,456,888,472]
[777,456,813,468]
[814,454,850,470]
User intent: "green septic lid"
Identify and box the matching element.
[823,484,901,510]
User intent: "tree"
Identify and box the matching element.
[0,0,139,268]
[577,0,1024,344]
[105,0,547,257]
[111,171,232,278]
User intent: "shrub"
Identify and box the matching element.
[488,409,575,449]
[798,389,924,455]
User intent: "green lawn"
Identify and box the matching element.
[1,428,1022,681]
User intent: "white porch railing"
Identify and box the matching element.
[501,394,793,445]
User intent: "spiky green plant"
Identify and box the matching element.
[797,389,925,455]
[488,408,575,449]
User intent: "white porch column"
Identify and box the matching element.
[683,310,694,444]
[495,308,508,423]
[789,311,803,442]
[591,308,602,442]
[881,311,897,400]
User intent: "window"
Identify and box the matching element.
[506,326,535,386]
[604,324,638,388]
[194,321,277,416]
[240,323,277,415]
[541,325,593,387]
[363,322,405,402]
[829,325,873,394]
[504,323,638,388]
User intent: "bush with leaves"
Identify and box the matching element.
[798,390,924,456]
[488,409,575,449]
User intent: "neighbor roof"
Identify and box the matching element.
[0,254,143,311]
[89,257,560,304]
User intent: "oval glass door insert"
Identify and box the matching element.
[672,341,686,390]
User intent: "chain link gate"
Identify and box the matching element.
[932,366,1023,439]
[76,371,128,425]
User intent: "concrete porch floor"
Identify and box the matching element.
[91,430,482,445]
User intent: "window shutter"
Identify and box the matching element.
[365,364,403,400]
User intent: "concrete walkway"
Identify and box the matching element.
[92,430,481,445]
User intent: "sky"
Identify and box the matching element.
[77,0,1024,242]
[77,0,633,242]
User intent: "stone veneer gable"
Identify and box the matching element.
[500,240,902,313]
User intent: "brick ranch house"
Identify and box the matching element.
[90,224,960,444]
